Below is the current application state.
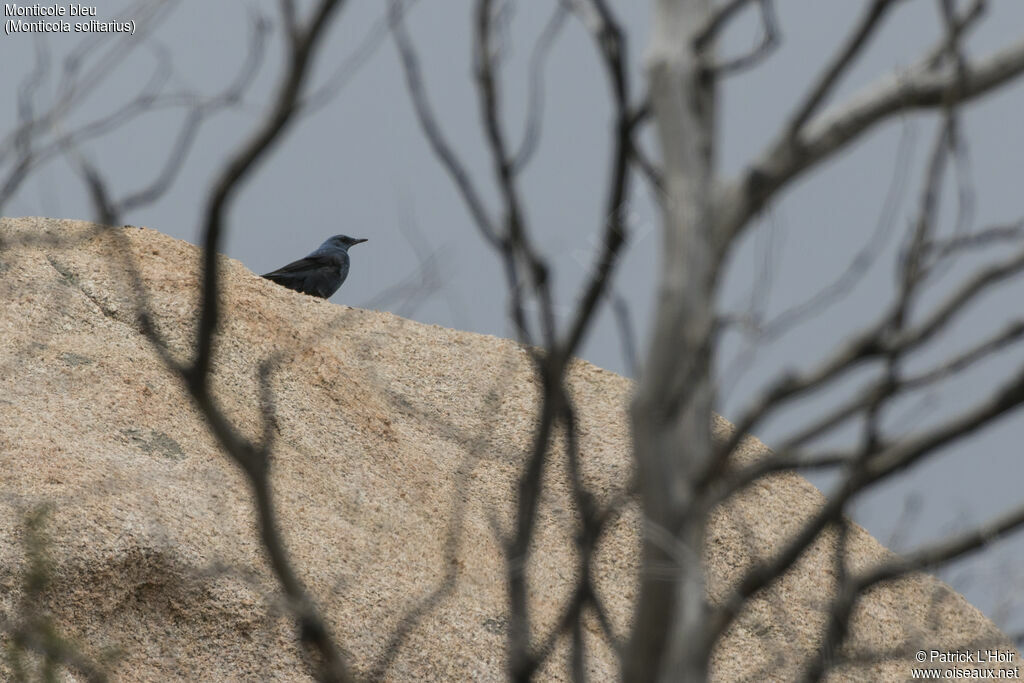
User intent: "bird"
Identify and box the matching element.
[262,235,368,299]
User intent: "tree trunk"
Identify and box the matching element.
[625,1,718,680]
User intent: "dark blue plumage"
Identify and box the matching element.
[262,235,367,299]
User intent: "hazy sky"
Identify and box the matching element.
[2,0,1024,633]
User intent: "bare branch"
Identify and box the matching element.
[867,367,1024,482]
[723,122,914,345]
[693,0,757,49]
[630,138,665,193]
[388,0,502,249]
[3,0,176,157]
[709,103,1022,654]
[511,2,569,172]
[2,506,113,682]
[801,521,852,682]
[891,114,958,332]
[473,0,557,348]
[505,375,561,679]
[901,242,1024,349]
[787,0,902,136]
[119,13,271,213]
[710,357,1024,652]
[193,0,347,385]
[720,33,1024,246]
[612,293,639,378]
[390,0,545,345]
[512,391,628,678]
[179,2,354,680]
[302,0,419,115]
[392,4,640,676]
[715,314,1024,507]
[0,34,52,207]
[803,493,1024,682]
[861,499,1024,590]
[1,10,268,216]
[924,0,987,69]
[712,226,1024,486]
[561,0,634,358]
[279,0,298,41]
[713,0,780,75]
[925,219,1024,262]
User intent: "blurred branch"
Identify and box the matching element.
[719,31,1024,247]
[694,0,759,49]
[560,0,635,358]
[698,12,1024,667]
[787,0,902,137]
[510,2,568,172]
[0,36,51,212]
[279,0,298,40]
[0,0,170,148]
[1,506,114,682]
[709,229,1024,489]
[720,120,914,348]
[394,2,641,677]
[715,313,1024,505]
[801,520,851,682]
[510,390,631,678]
[468,6,567,671]
[709,350,1024,652]
[713,0,779,75]
[389,0,502,249]
[861,500,1024,593]
[193,0,346,381]
[924,0,987,69]
[473,0,556,348]
[612,292,639,378]
[180,2,354,681]
[119,12,271,213]
[1,10,268,215]
[302,0,419,114]
[803,495,1024,681]
[925,219,1024,262]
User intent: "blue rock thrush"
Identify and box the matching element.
[262,235,367,299]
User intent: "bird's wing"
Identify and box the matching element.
[261,253,334,278]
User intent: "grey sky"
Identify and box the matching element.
[2,0,1024,633]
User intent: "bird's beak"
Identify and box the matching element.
[353,238,368,245]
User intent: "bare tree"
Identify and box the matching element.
[2,1,359,680]
[392,0,1024,680]
[4,0,1024,681]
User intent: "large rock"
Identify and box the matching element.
[0,217,1016,681]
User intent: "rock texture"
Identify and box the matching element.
[0,217,1017,681]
